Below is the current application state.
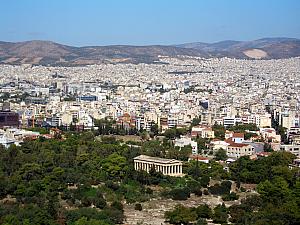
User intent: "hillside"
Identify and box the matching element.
[0,41,207,66]
[0,38,299,65]
[177,38,300,59]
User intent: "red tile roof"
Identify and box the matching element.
[232,132,244,138]
[189,154,209,160]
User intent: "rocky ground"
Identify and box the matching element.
[123,193,244,225]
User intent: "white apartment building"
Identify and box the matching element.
[280,144,300,157]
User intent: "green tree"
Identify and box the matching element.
[164,129,177,140]
[191,117,201,126]
[74,217,109,225]
[150,122,159,135]
[212,124,226,140]
[196,218,207,225]
[213,204,228,224]
[214,148,228,161]
[195,204,212,219]
[165,204,197,225]
[102,153,128,179]
[257,177,291,204]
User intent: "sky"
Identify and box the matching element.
[1,0,300,46]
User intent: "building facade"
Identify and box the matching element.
[134,155,183,177]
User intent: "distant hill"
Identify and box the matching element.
[0,41,208,66]
[0,38,299,65]
[176,38,300,59]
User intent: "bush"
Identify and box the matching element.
[208,181,232,196]
[169,188,191,200]
[134,203,142,211]
[145,187,153,195]
[187,180,202,195]
[111,201,123,211]
[194,189,203,196]
[105,181,120,191]
[195,204,212,219]
[102,207,124,224]
[213,204,228,224]
[61,189,72,200]
[222,192,239,201]
[200,175,210,188]
[196,218,208,225]
[94,197,107,209]
[81,196,93,207]
[165,204,197,224]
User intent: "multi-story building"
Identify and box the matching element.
[280,144,300,157]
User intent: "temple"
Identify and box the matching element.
[133,155,183,177]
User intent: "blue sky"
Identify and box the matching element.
[1,0,299,46]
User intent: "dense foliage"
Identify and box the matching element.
[1,130,299,225]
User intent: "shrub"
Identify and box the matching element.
[222,192,239,201]
[111,201,123,211]
[134,203,142,211]
[194,189,203,196]
[105,181,120,191]
[200,175,210,188]
[81,196,93,207]
[196,218,208,225]
[195,204,213,219]
[94,197,107,209]
[208,181,232,196]
[169,188,191,200]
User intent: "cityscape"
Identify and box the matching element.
[0,1,300,225]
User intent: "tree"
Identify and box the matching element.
[150,122,159,136]
[196,218,207,225]
[102,153,128,179]
[263,142,273,152]
[165,204,197,225]
[191,117,201,126]
[212,124,226,140]
[208,181,232,196]
[74,217,109,225]
[195,204,212,219]
[222,192,239,201]
[214,148,228,161]
[213,204,228,224]
[164,129,177,140]
[169,187,191,200]
[257,177,291,204]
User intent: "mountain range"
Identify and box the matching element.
[0,37,299,66]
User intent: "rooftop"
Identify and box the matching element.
[134,154,182,164]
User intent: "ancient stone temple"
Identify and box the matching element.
[133,155,183,177]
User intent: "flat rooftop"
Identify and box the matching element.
[134,155,182,164]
